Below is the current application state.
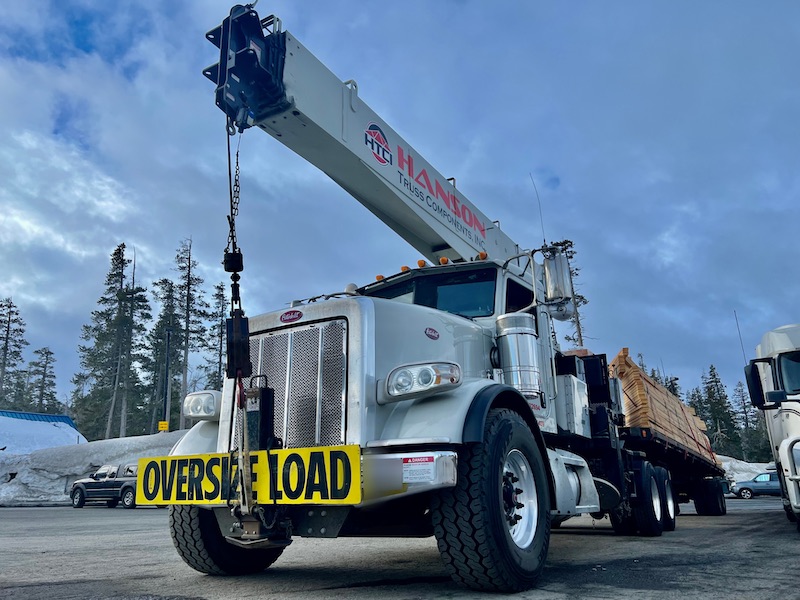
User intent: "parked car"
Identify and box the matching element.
[730,472,781,499]
[70,463,138,509]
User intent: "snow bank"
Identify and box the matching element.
[718,454,771,484]
[0,430,186,506]
[0,415,88,454]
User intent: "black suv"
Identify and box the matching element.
[70,463,138,509]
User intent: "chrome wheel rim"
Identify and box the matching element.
[650,476,662,522]
[502,449,538,548]
[665,480,675,520]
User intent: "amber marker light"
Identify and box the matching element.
[439,257,449,265]
[477,251,488,260]
[376,274,385,281]
[417,260,427,268]
[400,265,410,272]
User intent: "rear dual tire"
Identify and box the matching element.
[633,462,663,537]
[694,479,726,516]
[654,466,676,532]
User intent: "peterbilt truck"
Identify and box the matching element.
[137,5,726,592]
[745,324,800,531]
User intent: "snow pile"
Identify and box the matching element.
[718,454,771,484]
[0,414,88,454]
[0,429,186,506]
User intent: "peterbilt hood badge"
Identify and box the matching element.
[280,310,303,323]
[425,327,440,340]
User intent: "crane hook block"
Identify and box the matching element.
[203,4,290,131]
[226,310,253,378]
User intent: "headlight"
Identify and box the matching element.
[386,363,461,400]
[183,391,222,420]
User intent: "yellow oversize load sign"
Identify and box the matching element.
[136,445,361,506]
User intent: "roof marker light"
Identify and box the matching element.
[439,257,449,265]
[376,274,385,281]
[476,251,488,260]
[417,259,427,268]
[400,265,410,272]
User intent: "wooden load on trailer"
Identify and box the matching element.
[609,348,727,512]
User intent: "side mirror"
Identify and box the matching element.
[745,361,767,409]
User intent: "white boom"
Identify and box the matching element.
[204,5,520,264]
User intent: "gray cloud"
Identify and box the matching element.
[0,1,798,402]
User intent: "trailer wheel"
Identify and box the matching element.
[695,479,726,516]
[633,462,663,537]
[432,408,550,593]
[169,505,284,575]
[654,467,676,532]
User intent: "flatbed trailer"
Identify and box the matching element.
[611,348,727,514]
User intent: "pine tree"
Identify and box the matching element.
[28,347,61,414]
[686,386,710,425]
[732,381,771,462]
[142,278,184,433]
[203,282,227,391]
[702,365,742,458]
[0,298,29,408]
[174,239,210,428]
[71,244,150,440]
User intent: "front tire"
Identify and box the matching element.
[739,488,753,500]
[71,488,85,508]
[122,488,136,509]
[169,505,284,575]
[432,408,551,593]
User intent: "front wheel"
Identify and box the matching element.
[739,488,753,500]
[122,488,136,509]
[432,408,551,593]
[71,488,85,508]
[169,505,284,575]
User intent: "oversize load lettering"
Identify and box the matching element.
[135,446,361,506]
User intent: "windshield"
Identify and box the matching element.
[779,350,800,394]
[366,267,497,318]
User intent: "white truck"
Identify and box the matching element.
[745,324,800,532]
[137,4,726,592]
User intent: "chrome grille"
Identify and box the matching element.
[234,319,347,449]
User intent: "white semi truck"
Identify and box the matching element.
[137,4,727,591]
[745,324,800,532]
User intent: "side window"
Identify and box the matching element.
[755,474,769,482]
[505,278,534,313]
[95,468,109,480]
[770,473,779,482]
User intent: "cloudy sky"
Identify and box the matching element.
[1,1,798,404]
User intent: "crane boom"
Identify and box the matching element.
[204,5,520,264]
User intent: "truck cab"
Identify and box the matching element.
[745,323,800,530]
